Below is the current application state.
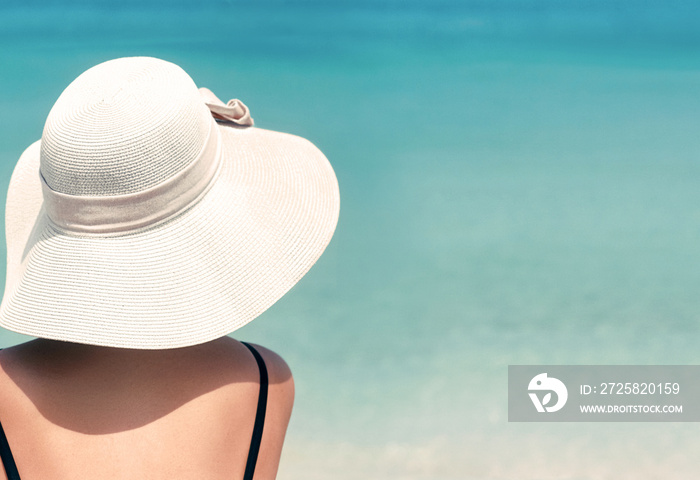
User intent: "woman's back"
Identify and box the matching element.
[0,337,294,480]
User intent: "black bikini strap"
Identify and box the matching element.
[240,342,268,480]
[0,420,20,480]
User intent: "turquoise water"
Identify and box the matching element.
[2,1,700,478]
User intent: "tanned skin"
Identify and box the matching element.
[0,336,294,480]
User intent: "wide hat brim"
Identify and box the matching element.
[0,122,339,349]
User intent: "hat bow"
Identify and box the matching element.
[199,87,254,126]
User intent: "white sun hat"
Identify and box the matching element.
[0,57,339,349]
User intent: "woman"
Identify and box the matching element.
[0,57,339,479]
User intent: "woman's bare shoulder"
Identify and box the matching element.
[240,342,294,387]
[201,337,294,392]
[205,338,296,480]
[220,338,296,430]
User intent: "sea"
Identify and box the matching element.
[2,1,700,478]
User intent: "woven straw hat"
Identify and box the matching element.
[0,57,339,349]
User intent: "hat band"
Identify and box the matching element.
[40,119,222,235]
